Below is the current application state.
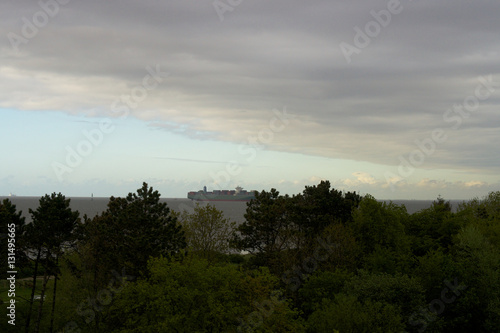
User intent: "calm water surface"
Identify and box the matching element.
[1,196,463,224]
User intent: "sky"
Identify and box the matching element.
[1,0,499,200]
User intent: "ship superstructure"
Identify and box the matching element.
[187,186,256,201]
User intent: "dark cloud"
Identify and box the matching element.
[1,0,499,174]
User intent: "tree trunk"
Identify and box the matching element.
[25,246,41,333]
[34,256,51,333]
[49,255,59,333]
[93,264,101,332]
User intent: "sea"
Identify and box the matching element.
[1,196,465,224]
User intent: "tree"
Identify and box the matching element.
[69,183,186,332]
[456,191,500,247]
[25,193,80,333]
[0,199,26,280]
[316,223,359,272]
[406,196,459,257]
[299,269,354,317]
[349,195,410,273]
[179,203,236,262]
[307,294,404,333]
[351,195,409,253]
[69,212,124,332]
[232,188,297,272]
[291,181,361,240]
[233,182,361,275]
[77,182,186,279]
[411,222,500,332]
[343,270,426,322]
[68,183,186,332]
[1,199,28,333]
[101,256,306,332]
[288,181,361,275]
[301,269,425,332]
[447,225,500,332]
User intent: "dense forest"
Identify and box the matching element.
[1,181,499,332]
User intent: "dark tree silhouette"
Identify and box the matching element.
[25,193,79,333]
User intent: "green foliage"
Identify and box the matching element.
[234,188,294,254]
[227,253,246,264]
[233,182,361,276]
[343,270,425,320]
[413,249,457,299]
[0,198,26,279]
[458,191,500,221]
[101,256,305,332]
[24,193,80,333]
[307,294,404,333]
[62,183,186,332]
[300,270,425,332]
[232,188,297,273]
[7,185,500,332]
[28,193,80,252]
[291,180,361,237]
[448,225,500,331]
[350,195,410,259]
[316,223,359,272]
[179,203,236,262]
[456,191,500,248]
[406,196,461,256]
[299,269,354,316]
[362,245,414,275]
[78,182,186,278]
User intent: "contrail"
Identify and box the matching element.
[152,156,269,168]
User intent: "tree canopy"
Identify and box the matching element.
[3,184,499,333]
[78,182,186,278]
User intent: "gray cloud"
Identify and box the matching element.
[1,0,499,174]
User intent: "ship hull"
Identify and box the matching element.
[187,194,255,201]
[187,186,256,202]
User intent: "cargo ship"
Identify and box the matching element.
[188,186,256,201]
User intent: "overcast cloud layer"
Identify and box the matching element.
[1,0,499,198]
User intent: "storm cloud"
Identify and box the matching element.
[1,0,499,187]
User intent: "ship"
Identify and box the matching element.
[188,186,256,201]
